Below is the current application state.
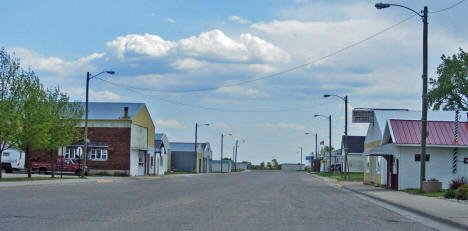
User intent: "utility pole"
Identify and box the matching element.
[329,115,332,175]
[194,123,198,172]
[300,147,303,170]
[82,72,90,178]
[234,140,238,171]
[315,133,318,171]
[344,95,348,180]
[420,6,428,191]
[220,134,224,173]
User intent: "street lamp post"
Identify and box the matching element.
[375,2,428,191]
[314,114,332,174]
[83,70,115,177]
[195,123,209,173]
[234,139,245,171]
[220,133,232,173]
[299,147,303,170]
[324,94,348,179]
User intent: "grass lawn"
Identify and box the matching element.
[0,177,76,182]
[314,172,364,181]
[402,189,447,197]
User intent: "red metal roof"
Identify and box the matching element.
[389,120,468,146]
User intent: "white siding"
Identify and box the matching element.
[130,150,139,176]
[399,146,468,190]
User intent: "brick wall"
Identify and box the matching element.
[87,127,131,171]
[28,127,131,172]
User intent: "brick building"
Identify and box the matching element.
[57,102,156,176]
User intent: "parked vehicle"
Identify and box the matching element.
[31,158,88,176]
[1,149,25,171]
[1,162,13,173]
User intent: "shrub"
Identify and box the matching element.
[449,176,467,190]
[455,184,468,200]
[445,190,456,199]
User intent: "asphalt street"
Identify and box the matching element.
[0,171,435,231]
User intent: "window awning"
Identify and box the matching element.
[68,141,109,148]
[363,143,399,156]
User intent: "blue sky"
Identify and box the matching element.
[2,0,467,164]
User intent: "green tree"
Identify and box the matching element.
[259,162,265,169]
[0,48,21,178]
[319,145,334,158]
[428,48,468,110]
[272,158,279,169]
[43,88,83,177]
[14,70,49,178]
[266,162,272,169]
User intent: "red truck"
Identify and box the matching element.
[31,158,88,176]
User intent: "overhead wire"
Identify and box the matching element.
[96,76,337,112]
[430,0,466,13]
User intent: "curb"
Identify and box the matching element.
[309,173,468,230]
[342,184,468,230]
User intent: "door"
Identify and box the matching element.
[198,159,202,173]
[390,157,399,190]
[370,156,375,183]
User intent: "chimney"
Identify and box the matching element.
[122,107,129,119]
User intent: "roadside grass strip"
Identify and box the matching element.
[145,177,160,180]
[96,179,113,183]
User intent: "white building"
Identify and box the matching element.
[354,108,468,189]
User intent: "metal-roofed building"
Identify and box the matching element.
[52,102,156,176]
[341,136,365,173]
[354,108,468,189]
[154,133,170,176]
[169,142,212,173]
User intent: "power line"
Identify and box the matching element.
[96,76,336,112]
[103,15,415,94]
[430,0,466,13]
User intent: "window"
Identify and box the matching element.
[65,147,82,159]
[464,158,468,164]
[138,151,145,166]
[365,156,370,173]
[415,154,430,162]
[2,152,10,157]
[160,156,164,166]
[151,156,154,167]
[89,149,108,161]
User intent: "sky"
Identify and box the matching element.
[2,0,468,165]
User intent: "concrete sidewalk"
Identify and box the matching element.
[311,174,468,230]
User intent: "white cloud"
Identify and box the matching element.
[156,119,183,129]
[66,88,121,101]
[167,18,175,23]
[106,30,289,64]
[228,15,250,24]
[267,123,306,130]
[106,33,177,59]
[12,47,104,76]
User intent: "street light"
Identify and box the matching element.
[234,139,245,171]
[324,94,348,179]
[299,147,303,170]
[375,2,428,191]
[83,70,115,177]
[195,123,209,173]
[314,114,332,174]
[305,132,318,171]
[220,133,232,173]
